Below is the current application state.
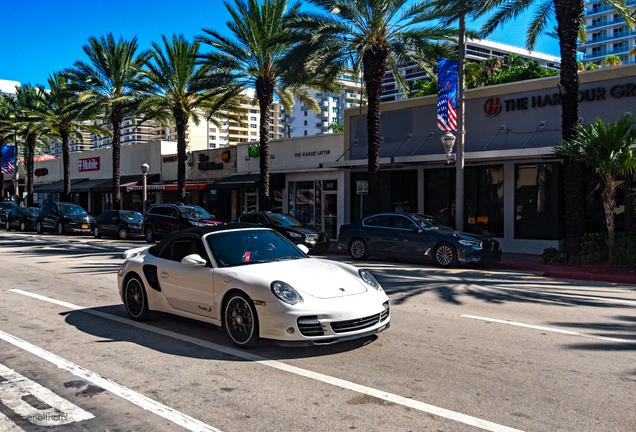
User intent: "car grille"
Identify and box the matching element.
[482,240,500,251]
[331,313,381,334]
[297,316,324,336]
[380,301,390,322]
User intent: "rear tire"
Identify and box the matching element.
[349,238,368,260]
[224,293,259,348]
[20,222,26,232]
[434,242,458,268]
[57,222,66,235]
[5,221,10,231]
[124,275,150,321]
[36,221,43,234]
[93,225,101,239]
[144,225,155,243]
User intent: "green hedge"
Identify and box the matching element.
[580,232,636,266]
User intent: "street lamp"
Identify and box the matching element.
[141,163,149,214]
[441,131,456,162]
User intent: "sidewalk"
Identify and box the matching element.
[328,244,636,285]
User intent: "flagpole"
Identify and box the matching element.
[455,13,466,232]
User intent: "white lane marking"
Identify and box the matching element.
[462,315,636,345]
[482,285,636,306]
[0,363,94,426]
[0,330,222,432]
[0,412,26,430]
[9,289,523,432]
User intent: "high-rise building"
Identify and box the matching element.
[381,39,561,102]
[0,79,20,97]
[578,0,636,67]
[285,74,366,137]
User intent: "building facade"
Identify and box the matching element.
[578,0,636,67]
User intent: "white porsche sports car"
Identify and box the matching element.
[117,225,390,348]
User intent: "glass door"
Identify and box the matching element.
[323,193,338,240]
[243,191,258,214]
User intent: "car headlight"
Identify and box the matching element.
[287,231,303,238]
[271,281,301,305]
[190,220,208,227]
[458,239,482,248]
[305,234,318,242]
[359,270,381,290]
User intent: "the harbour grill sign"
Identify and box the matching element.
[78,157,100,172]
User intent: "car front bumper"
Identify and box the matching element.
[459,248,502,263]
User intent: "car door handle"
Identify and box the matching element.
[160,271,169,278]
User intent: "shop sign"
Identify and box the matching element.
[294,150,331,157]
[197,153,223,171]
[484,82,636,116]
[35,168,48,177]
[324,180,337,191]
[356,181,368,195]
[78,157,100,172]
[221,149,231,163]
[163,156,177,163]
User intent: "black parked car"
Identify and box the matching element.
[235,212,330,254]
[143,203,222,243]
[5,207,38,232]
[35,203,92,235]
[338,213,501,268]
[92,210,143,240]
[0,201,18,223]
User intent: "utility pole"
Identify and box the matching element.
[455,14,466,232]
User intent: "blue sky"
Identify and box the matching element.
[0,0,559,86]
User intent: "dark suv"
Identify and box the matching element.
[235,212,330,254]
[36,203,92,235]
[92,210,144,240]
[143,204,222,243]
[0,201,18,223]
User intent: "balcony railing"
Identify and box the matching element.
[588,17,624,29]
[586,4,613,15]
[579,30,636,45]
[583,45,631,58]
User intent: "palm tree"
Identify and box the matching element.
[475,0,635,261]
[586,63,601,70]
[0,95,11,199]
[34,73,110,202]
[197,0,329,211]
[64,34,149,209]
[602,55,623,67]
[329,122,345,133]
[482,56,504,77]
[555,113,636,262]
[282,0,456,214]
[140,34,243,202]
[465,62,487,88]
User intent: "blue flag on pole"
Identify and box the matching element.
[437,58,458,132]
[1,145,15,174]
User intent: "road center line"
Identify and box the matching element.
[462,315,636,345]
[9,288,523,432]
[0,329,222,432]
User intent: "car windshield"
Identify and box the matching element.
[24,208,38,216]
[179,207,211,219]
[0,202,15,210]
[120,211,142,221]
[267,213,304,227]
[205,229,306,267]
[411,214,449,229]
[58,204,87,215]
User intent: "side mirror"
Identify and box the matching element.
[181,254,207,266]
[297,244,310,254]
[412,227,422,233]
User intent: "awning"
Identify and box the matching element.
[130,183,209,191]
[33,178,89,194]
[208,174,260,190]
[72,178,111,193]
[91,174,160,192]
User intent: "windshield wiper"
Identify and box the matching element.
[226,260,270,267]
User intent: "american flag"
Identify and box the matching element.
[437,86,457,131]
[1,145,15,174]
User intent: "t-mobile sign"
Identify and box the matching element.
[78,157,100,172]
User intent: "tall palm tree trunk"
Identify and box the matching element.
[111,116,122,210]
[256,77,275,212]
[363,45,389,216]
[61,129,72,202]
[602,180,617,262]
[555,0,586,261]
[175,112,189,203]
[0,135,5,200]
[26,132,37,207]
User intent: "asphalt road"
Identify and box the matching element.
[0,230,635,432]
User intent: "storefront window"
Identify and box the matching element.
[424,168,456,227]
[295,181,315,225]
[315,180,322,226]
[350,171,418,221]
[464,165,504,237]
[515,163,562,240]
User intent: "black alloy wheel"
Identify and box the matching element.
[434,242,458,268]
[118,227,128,240]
[57,222,66,235]
[5,221,10,231]
[224,293,259,348]
[36,221,43,234]
[20,222,26,232]
[124,275,150,321]
[93,225,101,239]
[145,226,155,243]
[349,238,368,260]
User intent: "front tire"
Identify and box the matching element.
[20,222,26,232]
[224,293,259,348]
[124,275,150,321]
[57,222,66,235]
[93,225,101,239]
[144,225,155,243]
[36,221,43,234]
[5,221,10,231]
[118,227,128,240]
[349,238,369,260]
[434,242,458,268]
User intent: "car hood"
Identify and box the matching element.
[278,226,323,236]
[63,215,91,223]
[186,217,222,225]
[234,258,368,299]
[425,227,496,241]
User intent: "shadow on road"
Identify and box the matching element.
[61,305,378,362]
[549,315,636,351]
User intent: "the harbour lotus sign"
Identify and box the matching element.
[78,157,100,172]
